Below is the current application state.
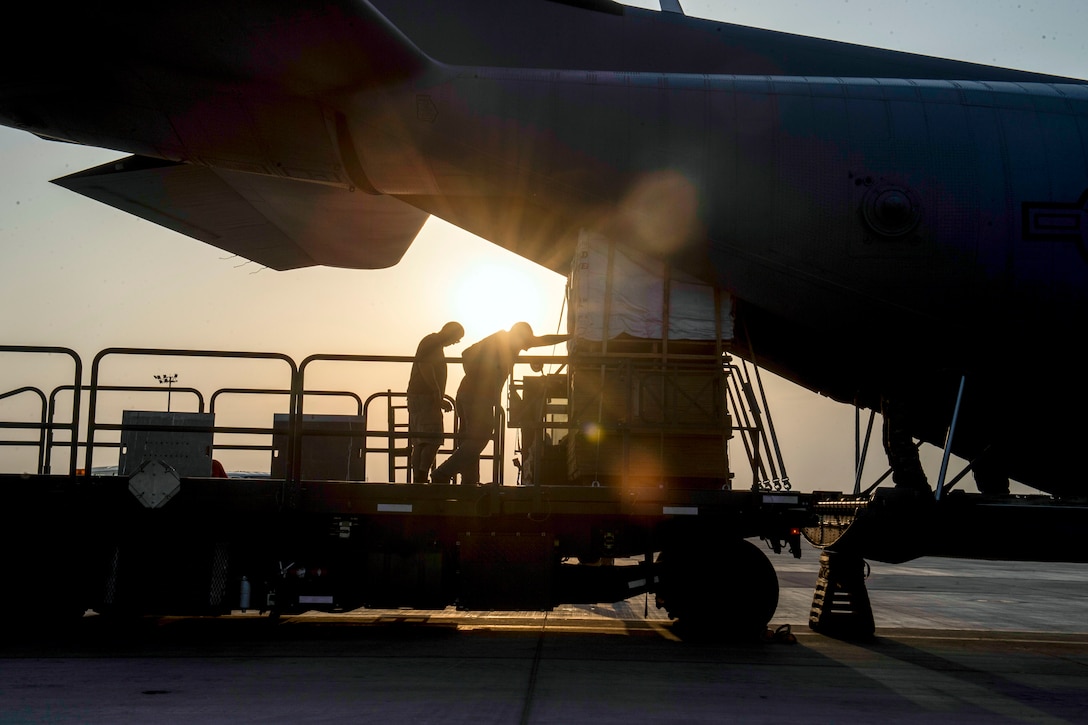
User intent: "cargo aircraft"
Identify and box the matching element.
[2,1,1086,545]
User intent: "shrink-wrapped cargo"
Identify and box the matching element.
[567,229,733,351]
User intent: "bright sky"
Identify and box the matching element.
[1,1,1084,486]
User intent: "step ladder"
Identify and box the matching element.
[724,356,790,492]
[809,550,875,638]
[386,391,411,482]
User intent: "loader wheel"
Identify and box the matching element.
[658,537,778,639]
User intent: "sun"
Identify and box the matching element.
[449,259,567,342]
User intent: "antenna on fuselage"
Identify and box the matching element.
[660,0,685,13]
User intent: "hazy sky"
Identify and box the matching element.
[1,1,1084,486]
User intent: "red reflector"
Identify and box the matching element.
[789,528,801,536]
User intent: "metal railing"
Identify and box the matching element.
[85,348,298,475]
[1,345,787,494]
[208,387,363,461]
[0,386,48,474]
[46,384,204,472]
[0,346,82,475]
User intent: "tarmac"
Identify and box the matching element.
[2,544,1086,723]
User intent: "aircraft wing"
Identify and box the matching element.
[52,156,428,271]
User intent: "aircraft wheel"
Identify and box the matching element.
[658,537,778,638]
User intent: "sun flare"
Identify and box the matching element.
[449,260,566,343]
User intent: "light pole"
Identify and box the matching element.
[154,373,179,412]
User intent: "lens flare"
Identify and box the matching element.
[610,170,701,257]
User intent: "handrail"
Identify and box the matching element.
[300,354,505,485]
[210,388,363,416]
[0,386,48,473]
[45,384,203,472]
[297,353,416,488]
[86,348,297,475]
[2,344,784,495]
[0,345,81,475]
[209,387,365,460]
